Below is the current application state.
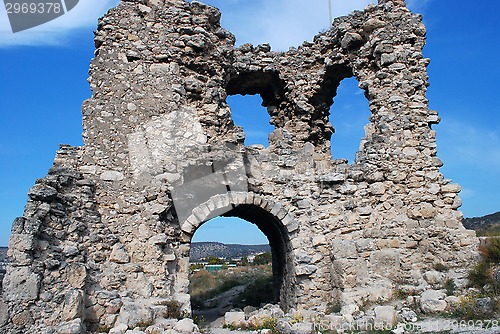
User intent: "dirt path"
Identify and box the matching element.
[193,284,248,327]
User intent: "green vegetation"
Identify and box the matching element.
[189,265,273,310]
[253,252,272,265]
[477,225,500,237]
[207,256,225,265]
[224,316,281,334]
[189,269,241,309]
[468,238,500,292]
[233,275,274,308]
[452,237,500,320]
[444,278,456,296]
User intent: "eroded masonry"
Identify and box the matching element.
[0,0,478,332]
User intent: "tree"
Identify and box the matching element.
[240,256,249,266]
[253,252,272,265]
[207,256,225,265]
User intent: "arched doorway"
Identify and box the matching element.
[178,192,298,312]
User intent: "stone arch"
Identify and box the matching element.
[179,191,298,310]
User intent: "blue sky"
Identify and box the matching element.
[1,0,499,246]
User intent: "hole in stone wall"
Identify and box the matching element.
[329,77,371,163]
[189,216,274,323]
[227,94,274,147]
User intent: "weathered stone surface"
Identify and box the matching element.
[374,306,397,328]
[28,183,57,201]
[290,322,315,334]
[116,303,154,329]
[423,270,445,287]
[174,318,199,333]
[224,311,246,327]
[56,318,85,334]
[62,289,84,321]
[420,290,447,313]
[0,299,8,327]
[0,0,479,331]
[110,243,131,264]
[2,267,40,302]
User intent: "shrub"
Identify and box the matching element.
[468,260,492,288]
[233,275,274,307]
[166,300,182,319]
[479,238,500,263]
[444,279,456,296]
[452,293,497,320]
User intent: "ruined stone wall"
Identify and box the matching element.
[0,0,478,332]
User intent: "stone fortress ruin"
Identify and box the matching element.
[0,0,479,332]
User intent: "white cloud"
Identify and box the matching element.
[0,0,119,47]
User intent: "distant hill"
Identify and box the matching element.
[463,211,500,236]
[190,242,270,262]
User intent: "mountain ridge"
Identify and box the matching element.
[463,211,500,236]
[189,242,270,262]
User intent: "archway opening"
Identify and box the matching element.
[186,203,293,322]
[227,94,274,147]
[225,70,286,148]
[328,77,371,163]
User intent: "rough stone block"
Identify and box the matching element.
[370,249,400,276]
[374,306,396,329]
[116,303,154,329]
[330,240,358,259]
[62,289,84,321]
[174,318,199,333]
[110,243,130,264]
[420,289,447,314]
[2,267,40,302]
[224,311,246,327]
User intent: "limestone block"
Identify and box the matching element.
[290,322,315,334]
[423,270,445,287]
[109,324,128,334]
[363,18,385,32]
[110,243,130,264]
[62,289,84,321]
[441,183,461,193]
[28,183,57,201]
[116,303,154,329]
[67,263,87,289]
[2,267,40,302]
[420,290,447,313]
[149,234,168,245]
[330,240,358,259]
[374,306,396,329]
[296,265,317,276]
[8,233,34,252]
[174,318,199,333]
[341,32,363,49]
[224,311,246,327]
[56,318,86,334]
[370,249,400,276]
[100,170,124,181]
[126,272,153,298]
[369,182,386,195]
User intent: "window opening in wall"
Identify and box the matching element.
[329,77,371,163]
[227,94,274,147]
[189,216,274,324]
